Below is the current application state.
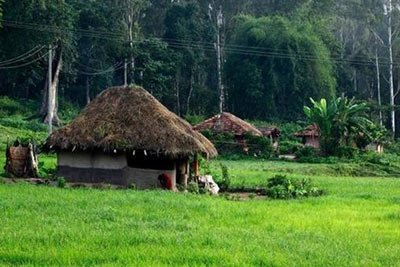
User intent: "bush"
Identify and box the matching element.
[187,181,200,194]
[279,140,303,154]
[334,146,358,158]
[386,141,400,154]
[58,99,80,122]
[217,163,230,191]
[204,132,273,158]
[244,133,273,158]
[57,177,66,188]
[279,122,305,142]
[266,175,324,199]
[185,114,206,126]
[0,117,47,132]
[0,96,36,117]
[294,146,318,159]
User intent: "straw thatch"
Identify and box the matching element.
[295,124,320,137]
[193,112,262,136]
[44,86,217,158]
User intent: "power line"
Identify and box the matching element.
[2,19,399,70]
[0,50,50,70]
[78,63,124,76]
[2,19,399,66]
[0,45,45,66]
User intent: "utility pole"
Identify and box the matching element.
[47,45,53,134]
[216,5,224,114]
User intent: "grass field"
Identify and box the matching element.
[0,105,400,266]
[0,158,400,266]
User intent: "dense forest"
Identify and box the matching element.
[0,0,400,136]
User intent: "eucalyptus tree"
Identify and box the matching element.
[164,1,215,115]
[115,0,150,85]
[0,0,78,125]
[225,15,336,120]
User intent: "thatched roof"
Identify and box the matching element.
[295,124,320,137]
[193,112,262,136]
[44,86,217,158]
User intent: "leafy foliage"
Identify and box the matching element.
[266,175,324,199]
[226,15,336,120]
[304,97,374,155]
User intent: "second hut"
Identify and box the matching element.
[193,112,268,155]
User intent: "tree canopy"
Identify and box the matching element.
[225,16,336,120]
[0,0,398,135]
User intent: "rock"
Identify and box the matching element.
[198,175,220,195]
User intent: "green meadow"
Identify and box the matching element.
[0,100,399,266]
[0,157,400,266]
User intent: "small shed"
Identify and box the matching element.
[295,124,320,149]
[44,86,217,189]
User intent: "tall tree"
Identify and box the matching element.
[226,15,336,120]
[164,1,215,115]
[0,0,77,124]
[117,0,149,85]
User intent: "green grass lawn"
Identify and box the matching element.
[0,115,400,266]
[0,159,399,266]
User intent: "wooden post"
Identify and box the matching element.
[193,155,199,177]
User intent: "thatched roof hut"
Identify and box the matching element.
[193,112,262,137]
[44,86,217,189]
[295,124,320,149]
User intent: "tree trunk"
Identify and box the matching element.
[43,44,62,126]
[375,46,383,127]
[86,76,91,105]
[175,70,181,116]
[216,6,224,114]
[186,67,194,116]
[386,0,396,135]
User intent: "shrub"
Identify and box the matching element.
[265,175,324,199]
[279,140,303,154]
[187,181,200,194]
[244,133,273,158]
[204,132,273,158]
[57,177,66,188]
[58,99,80,122]
[185,114,206,126]
[334,146,358,158]
[294,146,317,159]
[279,122,304,142]
[0,96,36,116]
[218,163,230,191]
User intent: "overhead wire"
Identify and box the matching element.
[2,19,391,64]
[77,62,124,76]
[0,45,45,66]
[0,50,51,69]
[0,19,398,69]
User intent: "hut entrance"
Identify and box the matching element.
[126,152,175,170]
[4,141,39,178]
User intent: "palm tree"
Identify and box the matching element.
[304,97,374,155]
